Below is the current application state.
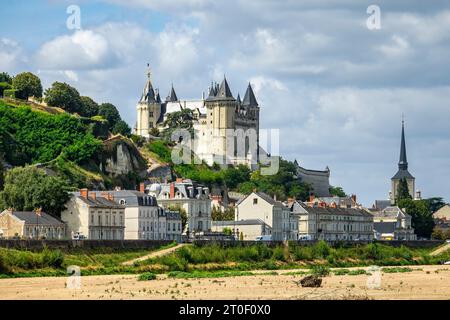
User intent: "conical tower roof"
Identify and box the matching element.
[166,84,178,102]
[215,76,234,100]
[242,82,258,107]
[140,66,156,103]
[398,120,408,170]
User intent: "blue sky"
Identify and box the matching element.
[1,0,450,206]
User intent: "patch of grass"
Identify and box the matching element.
[167,270,254,279]
[138,272,157,281]
[381,267,413,273]
[333,268,368,276]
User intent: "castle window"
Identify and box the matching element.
[150,112,154,117]
[253,198,258,205]
[149,122,153,128]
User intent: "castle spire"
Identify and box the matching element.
[398,118,408,170]
[140,63,155,103]
[166,83,178,102]
[216,75,234,99]
[242,82,258,107]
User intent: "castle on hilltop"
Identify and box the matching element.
[135,65,331,196]
[135,65,260,169]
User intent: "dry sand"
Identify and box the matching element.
[1,265,449,300]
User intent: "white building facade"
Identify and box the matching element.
[61,189,125,240]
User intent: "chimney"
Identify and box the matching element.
[197,187,203,197]
[170,182,175,199]
[309,194,315,203]
[187,186,194,198]
[330,202,337,208]
[273,194,277,201]
[204,187,209,197]
[101,192,109,199]
[176,178,183,183]
[80,188,88,199]
[139,183,145,193]
[287,198,295,205]
[351,194,357,203]
[91,192,97,200]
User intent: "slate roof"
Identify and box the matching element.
[72,192,125,209]
[140,77,156,103]
[7,211,65,226]
[166,84,178,102]
[89,190,158,207]
[207,77,234,101]
[374,200,391,210]
[374,222,396,234]
[392,169,415,180]
[237,191,285,208]
[242,83,258,107]
[303,206,374,218]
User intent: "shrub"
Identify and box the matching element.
[0,82,12,97]
[138,272,157,281]
[0,254,11,273]
[310,265,330,277]
[3,89,17,98]
[40,248,64,268]
[312,240,331,259]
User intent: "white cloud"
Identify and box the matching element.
[0,38,24,71]
[35,30,111,70]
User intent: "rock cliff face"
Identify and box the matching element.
[98,135,148,188]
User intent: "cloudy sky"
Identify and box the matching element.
[1,0,449,206]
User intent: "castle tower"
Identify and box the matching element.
[390,119,415,203]
[136,64,162,137]
[204,76,237,164]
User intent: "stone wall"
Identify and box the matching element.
[0,239,173,251]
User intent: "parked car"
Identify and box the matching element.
[72,232,86,240]
[255,235,272,241]
[298,235,313,241]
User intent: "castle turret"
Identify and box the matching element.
[136,64,162,137]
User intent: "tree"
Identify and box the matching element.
[0,72,12,84]
[12,72,43,99]
[396,178,412,202]
[80,96,99,118]
[162,108,194,141]
[223,165,251,189]
[0,82,12,97]
[398,198,434,239]
[425,197,446,213]
[329,186,347,197]
[0,153,4,191]
[112,120,131,136]
[99,103,121,130]
[0,166,70,217]
[44,82,82,113]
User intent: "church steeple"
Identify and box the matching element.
[398,119,408,170]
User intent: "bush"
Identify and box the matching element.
[138,272,157,281]
[310,265,330,277]
[0,82,12,97]
[312,240,331,259]
[3,89,17,98]
[41,248,64,268]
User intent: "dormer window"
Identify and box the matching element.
[119,199,126,205]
